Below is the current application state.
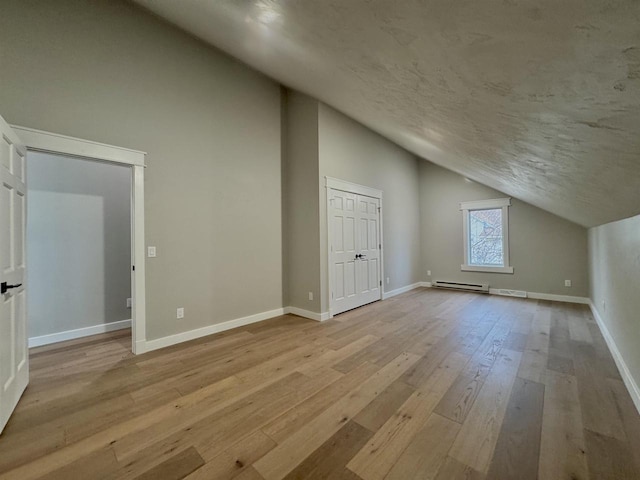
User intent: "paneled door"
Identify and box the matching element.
[0,114,28,434]
[329,188,381,315]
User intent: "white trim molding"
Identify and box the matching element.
[459,197,511,210]
[19,126,147,354]
[382,282,422,299]
[141,306,333,354]
[11,126,146,167]
[461,265,514,274]
[589,301,640,415]
[460,197,513,274]
[284,307,330,322]
[143,308,285,353]
[526,292,589,304]
[29,319,131,348]
[325,176,382,199]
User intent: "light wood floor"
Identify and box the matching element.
[1,288,639,480]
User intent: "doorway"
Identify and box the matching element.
[27,151,132,348]
[327,177,383,316]
[12,125,147,354]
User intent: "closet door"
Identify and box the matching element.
[356,195,381,306]
[329,189,382,316]
[329,190,359,315]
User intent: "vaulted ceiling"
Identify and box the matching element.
[135,0,640,227]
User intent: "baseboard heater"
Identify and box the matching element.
[432,280,489,293]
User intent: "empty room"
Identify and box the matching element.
[0,1,639,479]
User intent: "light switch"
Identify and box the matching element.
[177,307,184,319]
[147,246,156,258]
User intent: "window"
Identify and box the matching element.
[460,198,513,274]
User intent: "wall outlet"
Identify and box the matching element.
[176,307,184,319]
[427,270,431,277]
[126,297,132,309]
[386,277,390,285]
[308,292,313,301]
[564,279,572,287]
[147,246,157,258]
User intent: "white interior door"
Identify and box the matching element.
[330,188,381,315]
[0,115,28,434]
[356,195,381,304]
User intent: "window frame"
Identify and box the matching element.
[460,197,514,274]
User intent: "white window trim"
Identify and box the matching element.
[460,197,514,274]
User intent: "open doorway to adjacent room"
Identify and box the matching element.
[26,151,133,349]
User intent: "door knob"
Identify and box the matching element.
[1,282,22,294]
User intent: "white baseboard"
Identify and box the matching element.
[382,282,421,299]
[144,308,285,353]
[526,292,590,304]
[284,306,330,322]
[29,319,131,348]
[589,301,640,415]
[382,282,431,300]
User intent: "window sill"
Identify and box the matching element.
[461,264,514,274]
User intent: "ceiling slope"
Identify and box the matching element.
[135,0,640,227]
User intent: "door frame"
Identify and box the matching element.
[12,126,148,354]
[325,176,383,319]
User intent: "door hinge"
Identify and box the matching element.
[378,207,381,211]
[379,244,381,249]
[132,265,135,271]
[380,280,382,286]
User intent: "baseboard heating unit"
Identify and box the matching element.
[491,288,527,298]
[432,280,489,293]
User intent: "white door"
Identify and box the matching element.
[329,188,381,315]
[0,115,28,434]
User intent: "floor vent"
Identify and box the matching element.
[490,288,527,298]
[432,281,489,293]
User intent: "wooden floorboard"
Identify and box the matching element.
[0,288,638,480]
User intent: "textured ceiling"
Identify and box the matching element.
[135,0,640,227]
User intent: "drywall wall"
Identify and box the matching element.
[319,103,422,313]
[589,214,640,403]
[0,0,282,341]
[419,161,589,296]
[27,152,131,338]
[283,90,321,311]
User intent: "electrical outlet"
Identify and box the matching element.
[147,246,157,258]
[564,279,572,287]
[427,270,431,276]
[386,277,390,285]
[176,307,184,319]
[126,297,132,309]
[308,292,313,301]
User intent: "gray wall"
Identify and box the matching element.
[0,0,283,341]
[319,103,422,313]
[419,162,589,296]
[283,91,321,311]
[27,152,131,338]
[589,214,640,394]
